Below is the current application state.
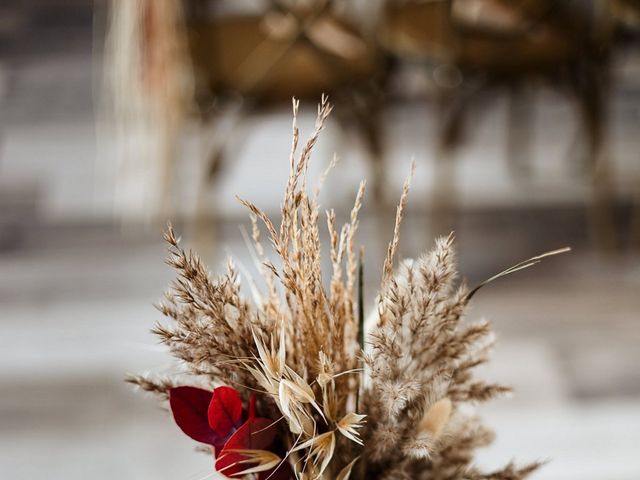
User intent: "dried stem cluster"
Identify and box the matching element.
[130,98,548,480]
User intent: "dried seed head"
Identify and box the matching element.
[421,397,452,438]
[292,431,336,478]
[337,412,367,445]
[219,449,282,476]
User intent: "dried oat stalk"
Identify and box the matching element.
[131,97,566,479]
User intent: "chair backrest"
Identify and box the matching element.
[379,0,456,62]
[185,0,380,101]
[378,0,609,73]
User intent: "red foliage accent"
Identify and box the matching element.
[226,417,278,451]
[215,417,278,477]
[169,385,291,478]
[208,386,244,440]
[248,394,257,419]
[169,387,217,445]
[258,461,295,480]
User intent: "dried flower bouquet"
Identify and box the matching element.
[130,97,566,479]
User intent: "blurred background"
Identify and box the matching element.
[1,0,639,479]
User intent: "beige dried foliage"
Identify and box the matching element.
[131,98,566,479]
[218,449,283,476]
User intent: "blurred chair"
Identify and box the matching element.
[611,0,640,32]
[610,0,640,246]
[379,0,616,247]
[184,0,387,245]
[105,0,386,252]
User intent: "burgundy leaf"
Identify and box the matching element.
[215,417,278,477]
[248,394,256,419]
[258,459,295,480]
[207,386,244,440]
[169,387,217,445]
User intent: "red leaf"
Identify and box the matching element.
[207,386,244,439]
[258,460,295,480]
[215,417,278,477]
[169,387,218,445]
[248,394,256,419]
[226,417,277,450]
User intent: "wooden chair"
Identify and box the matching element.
[378,0,616,246]
[184,0,389,252]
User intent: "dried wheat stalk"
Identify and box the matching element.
[130,97,566,479]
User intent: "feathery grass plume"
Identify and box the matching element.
[131,97,568,479]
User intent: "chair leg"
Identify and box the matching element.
[588,155,616,251]
[191,102,256,259]
[352,90,387,208]
[430,91,466,238]
[154,119,178,226]
[575,67,617,251]
[346,88,395,259]
[506,84,533,179]
[431,145,457,239]
[192,112,221,261]
[630,187,640,249]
